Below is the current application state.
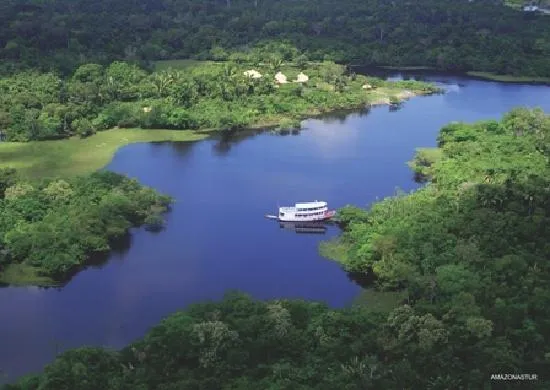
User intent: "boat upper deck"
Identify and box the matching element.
[279,201,328,214]
[279,206,297,212]
[295,201,327,208]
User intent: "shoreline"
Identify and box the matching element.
[0,87,435,287]
[0,89,436,181]
[465,71,550,85]
[348,64,550,85]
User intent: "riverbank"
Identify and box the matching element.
[0,87,436,179]
[0,129,207,179]
[466,71,550,84]
[349,65,550,85]
[0,264,59,287]
[320,108,550,285]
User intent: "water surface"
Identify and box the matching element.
[1,74,549,383]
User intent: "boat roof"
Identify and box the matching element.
[295,201,327,208]
[279,207,296,212]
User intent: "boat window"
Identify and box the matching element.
[280,212,285,217]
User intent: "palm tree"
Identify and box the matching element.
[268,56,283,72]
[151,69,176,97]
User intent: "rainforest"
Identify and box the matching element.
[0,0,549,79]
[1,0,550,388]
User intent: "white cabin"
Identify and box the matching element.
[278,201,335,222]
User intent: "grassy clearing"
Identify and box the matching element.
[320,238,406,313]
[319,239,350,263]
[0,128,207,179]
[407,147,443,177]
[467,71,550,84]
[0,264,59,287]
[319,237,406,311]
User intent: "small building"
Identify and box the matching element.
[294,72,309,83]
[243,69,262,78]
[274,72,288,84]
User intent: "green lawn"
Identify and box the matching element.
[467,71,550,84]
[318,239,350,263]
[0,128,207,179]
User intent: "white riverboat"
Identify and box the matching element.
[265,201,336,222]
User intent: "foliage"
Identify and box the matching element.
[0,52,437,142]
[323,107,550,383]
[0,170,172,282]
[407,147,443,182]
[0,0,549,78]
[5,291,548,389]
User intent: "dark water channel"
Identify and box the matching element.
[0,73,549,383]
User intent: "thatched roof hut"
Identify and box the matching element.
[243,69,262,78]
[274,71,288,84]
[295,72,309,83]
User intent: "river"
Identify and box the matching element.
[0,73,549,384]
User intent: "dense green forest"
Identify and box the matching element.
[4,109,549,389]
[0,42,437,142]
[0,0,549,77]
[321,107,550,384]
[0,170,171,285]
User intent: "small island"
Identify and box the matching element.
[0,170,172,286]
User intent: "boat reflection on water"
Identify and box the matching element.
[279,221,327,235]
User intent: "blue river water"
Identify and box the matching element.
[0,73,549,383]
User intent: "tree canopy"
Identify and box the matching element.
[0,170,172,284]
[0,48,437,141]
[0,0,549,77]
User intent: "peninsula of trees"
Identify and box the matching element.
[0,42,437,143]
[0,170,172,286]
